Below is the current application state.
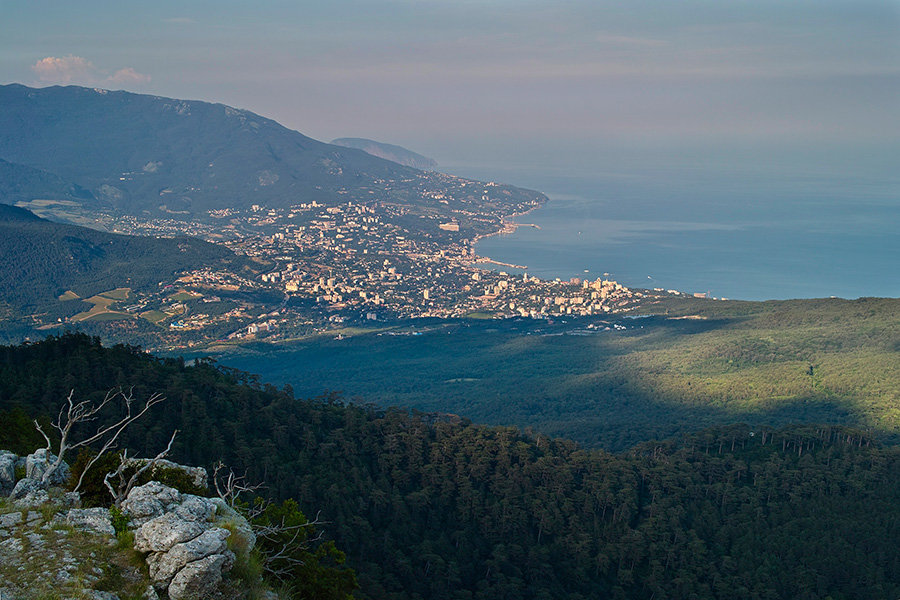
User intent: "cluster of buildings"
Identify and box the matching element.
[93,180,650,345]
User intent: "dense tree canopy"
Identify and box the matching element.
[1,333,897,599]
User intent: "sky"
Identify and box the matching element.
[1,0,898,169]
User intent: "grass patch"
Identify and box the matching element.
[99,287,131,301]
[58,290,80,301]
[71,288,134,321]
[140,310,168,323]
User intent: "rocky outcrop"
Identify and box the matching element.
[0,450,260,599]
[124,481,245,600]
[65,507,116,537]
[0,448,70,508]
[9,477,49,506]
[0,450,16,494]
[25,447,70,485]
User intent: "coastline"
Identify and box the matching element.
[468,201,546,272]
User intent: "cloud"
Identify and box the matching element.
[31,55,96,83]
[31,55,150,87]
[108,67,152,84]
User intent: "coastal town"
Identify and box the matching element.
[14,166,678,350]
[44,176,672,349]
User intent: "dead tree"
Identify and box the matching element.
[212,461,265,511]
[212,462,327,582]
[33,388,167,491]
[103,430,179,506]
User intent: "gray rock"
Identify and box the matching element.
[147,527,230,584]
[24,448,70,485]
[87,591,120,600]
[14,489,50,508]
[174,494,216,523]
[0,511,23,527]
[26,532,45,549]
[0,536,24,553]
[9,477,45,500]
[166,553,228,600]
[0,586,21,600]
[0,450,17,494]
[121,481,182,526]
[211,497,257,549]
[61,491,82,508]
[143,586,160,600]
[133,512,203,553]
[66,507,116,537]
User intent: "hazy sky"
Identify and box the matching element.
[1,0,898,167]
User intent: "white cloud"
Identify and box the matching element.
[108,67,152,84]
[31,55,96,83]
[30,55,150,87]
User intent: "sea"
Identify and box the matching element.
[447,144,900,301]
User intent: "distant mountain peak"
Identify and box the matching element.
[331,137,438,170]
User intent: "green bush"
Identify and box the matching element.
[109,505,130,536]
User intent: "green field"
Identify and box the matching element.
[218,297,900,450]
[98,287,131,300]
[140,310,168,324]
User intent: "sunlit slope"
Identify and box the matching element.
[222,297,900,450]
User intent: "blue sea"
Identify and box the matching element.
[449,145,899,301]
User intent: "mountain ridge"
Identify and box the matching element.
[0,84,543,224]
[331,137,439,170]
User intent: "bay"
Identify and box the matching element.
[451,148,899,301]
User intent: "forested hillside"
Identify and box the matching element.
[1,334,897,599]
[0,205,254,313]
[0,157,95,205]
[222,296,900,450]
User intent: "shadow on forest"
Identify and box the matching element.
[219,316,897,453]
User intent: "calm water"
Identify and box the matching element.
[454,150,899,301]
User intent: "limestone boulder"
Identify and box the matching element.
[211,497,257,549]
[126,458,208,491]
[10,477,46,501]
[121,481,182,526]
[146,527,230,584]
[174,494,217,523]
[0,450,17,494]
[134,512,204,553]
[24,448,70,485]
[166,553,232,600]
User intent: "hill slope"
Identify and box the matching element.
[331,137,438,170]
[0,333,897,600]
[0,158,95,206]
[0,204,251,312]
[221,296,900,450]
[0,84,541,221]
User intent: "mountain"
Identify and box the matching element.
[1,333,898,600]
[0,84,541,221]
[0,157,95,206]
[330,137,438,170]
[0,204,251,313]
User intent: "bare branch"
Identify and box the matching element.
[33,388,169,487]
[106,430,179,506]
[213,462,265,509]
